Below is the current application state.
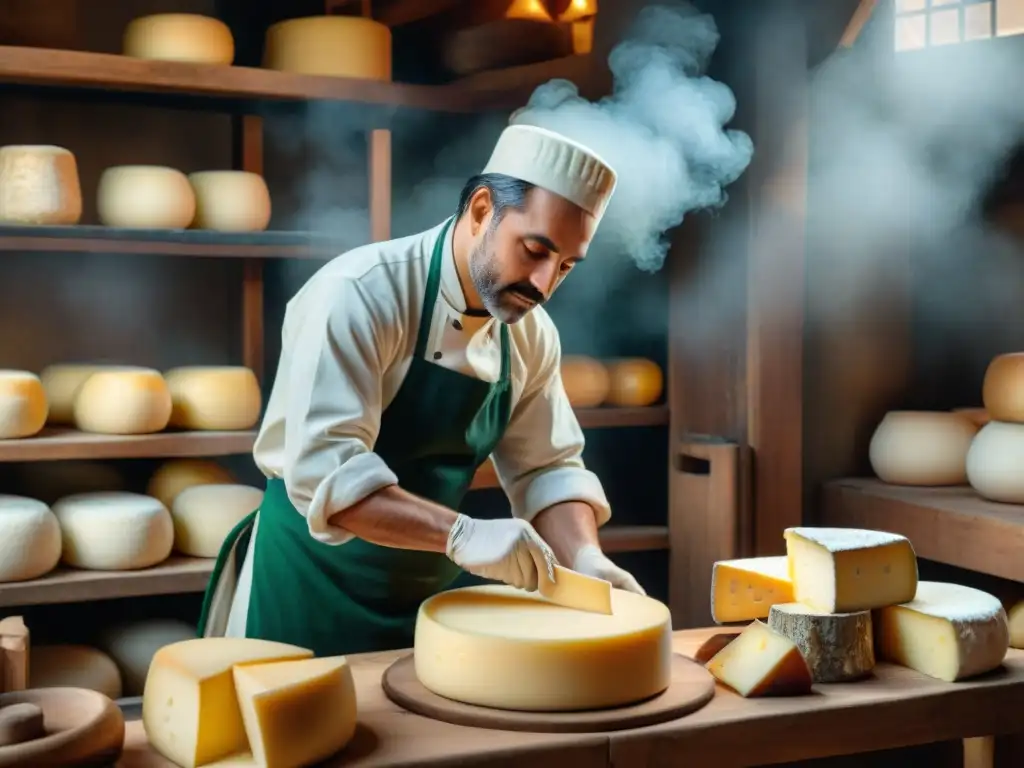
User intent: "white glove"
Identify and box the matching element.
[446,514,556,591]
[573,544,646,595]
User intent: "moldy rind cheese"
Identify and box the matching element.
[768,602,875,683]
[0,145,82,225]
[711,556,793,623]
[705,620,813,697]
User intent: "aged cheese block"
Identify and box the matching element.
[784,527,918,614]
[146,459,236,509]
[966,421,1024,503]
[711,556,793,623]
[97,165,196,229]
[189,171,271,232]
[868,410,977,486]
[17,460,125,504]
[73,367,172,434]
[143,637,314,768]
[560,355,609,408]
[1008,601,1024,649]
[0,494,62,581]
[767,602,875,682]
[124,14,235,64]
[875,581,1009,682]
[40,363,110,424]
[30,644,123,699]
[53,491,174,570]
[983,352,1024,422]
[605,358,663,407]
[0,370,47,439]
[98,618,197,697]
[263,16,392,80]
[172,484,263,558]
[165,366,261,430]
[0,145,82,224]
[953,407,990,428]
[538,564,612,614]
[233,656,358,767]
[414,584,672,711]
[704,619,813,697]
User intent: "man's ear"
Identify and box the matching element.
[467,187,494,236]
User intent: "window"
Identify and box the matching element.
[895,0,1024,50]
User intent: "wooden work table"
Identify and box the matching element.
[116,627,1024,768]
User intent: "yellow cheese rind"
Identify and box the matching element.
[189,171,272,232]
[875,581,1009,682]
[97,165,196,229]
[263,16,392,81]
[784,527,918,613]
[538,565,612,614]
[0,370,48,439]
[767,602,875,683]
[0,145,82,225]
[1009,601,1024,650]
[414,584,672,711]
[705,620,813,697]
[73,367,172,435]
[40,364,110,424]
[147,459,236,510]
[164,366,262,431]
[124,14,235,65]
[710,556,793,624]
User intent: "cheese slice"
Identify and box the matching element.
[767,602,874,683]
[875,581,1009,682]
[704,620,813,697]
[711,556,793,623]
[784,527,918,613]
[538,565,612,614]
[233,656,357,768]
[1009,601,1024,649]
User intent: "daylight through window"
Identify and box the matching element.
[895,0,1024,49]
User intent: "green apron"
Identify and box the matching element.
[197,218,512,655]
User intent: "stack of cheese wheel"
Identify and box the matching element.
[706,526,1009,693]
[123,14,235,64]
[97,618,197,696]
[171,484,263,558]
[263,16,392,81]
[967,352,1024,503]
[559,356,663,408]
[868,410,977,486]
[165,366,262,430]
[0,144,82,225]
[53,492,174,571]
[97,165,196,229]
[0,495,62,582]
[30,644,123,700]
[188,171,272,232]
[146,459,236,509]
[0,370,48,439]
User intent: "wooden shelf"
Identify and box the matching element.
[821,478,1024,582]
[0,428,257,462]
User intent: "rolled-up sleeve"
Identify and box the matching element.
[282,279,400,545]
[490,328,611,527]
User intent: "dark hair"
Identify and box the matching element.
[455,173,535,226]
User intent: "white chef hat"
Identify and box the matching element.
[482,124,617,220]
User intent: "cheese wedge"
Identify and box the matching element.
[538,565,612,614]
[711,556,793,623]
[705,620,813,697]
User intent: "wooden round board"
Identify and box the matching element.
[382,653,715,733]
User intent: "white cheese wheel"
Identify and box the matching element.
[560,356,609,408]
[868,410,977,486]
[965,421,1024,503]
[30,644,123,699]
[414,584,672,711]
[97,619,196,696]
[0,495,62,582]
[0,145,82,225]
[146,459,236,509]
[53,491,174,570]
[0,370,47,439]
[96,165,196,229]
[188,171,271,232]
[604,358,664,407]
[123,14,235,65]
[164,366,261,430]
[983,352,1024,423]
[73,367,172,435]
[263,16,392,81]
[40,364,113,424]
[17,460,126,504]
[767,602,874,683]
[171,484,263,558]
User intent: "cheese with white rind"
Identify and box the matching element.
[711,556,793,624]
[0,495,62,582]
[868,410,977,486]
[147,459,236,509]
[143,637,314,768]
[97,165,196,229]
[98,619,197,696]
[966,421,1024,503]
[73,367,172,434]
[53,491,174,570]
[875,581,1009,682]
[263,16,392,81]
[164,366,262,430]
[189,171,272,232]
[172,484,263,558]
[704,619,813,697]
[1009,601,1024,649]
[30,644,123,700]
[414,584,672,711]
[982,352,1024,422]
[538,565,612,614]
[0,145,82,225]
[784,527,918,614]
[767,602,875,683]
[124,14,235,64]
[40,364,110,424]
[0,370,47,439]
[233,656,358,767]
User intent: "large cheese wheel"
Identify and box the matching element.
[263,16,392,81]
[0,495,62,582]
[164,366,261,430]
[188,171,271,232]
[30,644,123,700]
[146,459,236,509]
[414,584,672,711]
[123,14,235,65]
[966,421,1024,503]
[73,367,172,435]
[97,165,196,229]
[0,370,47,439]
[53,491,174,570]
[560,356,609,408]
[0,145,82,225]
[868,410,977,486]
[171,484,263,557]
[40,364,112,424]
[97,619,196,696]
[17,460,126,504]
[604,358,663,407]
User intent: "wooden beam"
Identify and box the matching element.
[839,0,879,49]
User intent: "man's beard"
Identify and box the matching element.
[468,235,544,324]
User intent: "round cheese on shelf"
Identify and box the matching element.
[123,14,235,65]
[30,644,123,700]
[40,364,111,424]
[0,370,47,439]
[171,484,263,558]
[0,495,62,582]
[1009,601,1024,650]
[97,165,196,229]
[604,358,663,407]
[767,602,874,683]
[97,619,196,696]
[414,584,672,711]
[73,367,172,435]
[17,460,126,504]
[0,145,82,225]
[952,407,990,428]
[52,491,174,570]
[188,171,271,232]
[560,355,609,408]
[966,421,1024,503]
[263,16,392,81]
[983,352,1024,423]
[164,366,261,430]
[146,459,236,509]
[868,410,977,486]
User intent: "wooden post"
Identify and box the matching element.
[368,129,392,242]
[233,114,265,384]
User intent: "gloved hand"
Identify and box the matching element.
[573,544,646,595]
[446,514,557,591]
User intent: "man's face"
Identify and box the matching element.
[469,187,596,324]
